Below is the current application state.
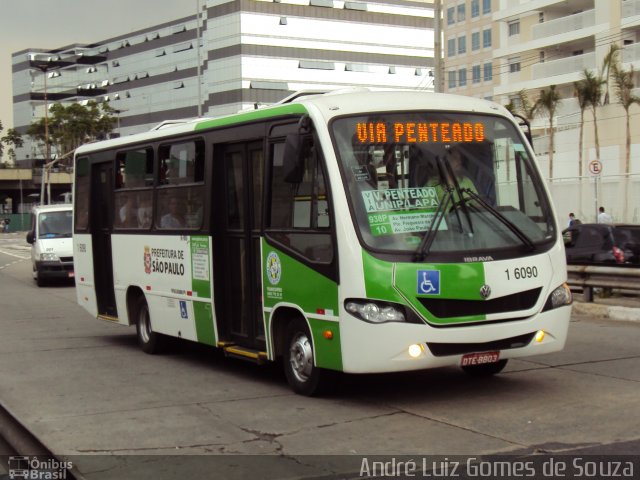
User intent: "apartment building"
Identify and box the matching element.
[12,0,435,164]
[443,0,640,222]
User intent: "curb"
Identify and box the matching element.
[572,301,640,322]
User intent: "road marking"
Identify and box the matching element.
[0,259,26,270]
[0,248,30,260]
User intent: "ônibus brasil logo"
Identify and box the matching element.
[266,251,281,285]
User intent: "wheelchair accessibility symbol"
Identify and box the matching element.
[417,270,440,295]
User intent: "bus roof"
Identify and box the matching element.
[74,90,511,155]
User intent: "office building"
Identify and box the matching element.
[12,0,435,165]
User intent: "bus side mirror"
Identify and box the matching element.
[283,134,305,183]
[282,114,313,184]
[26,231,34,244]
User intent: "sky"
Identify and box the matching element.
[0,0,193,131]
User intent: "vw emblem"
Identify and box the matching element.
[480,284,491,299]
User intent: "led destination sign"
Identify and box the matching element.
[356,121,485,144]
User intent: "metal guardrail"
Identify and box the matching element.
[567,264,640,302]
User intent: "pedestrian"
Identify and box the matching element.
[0,219,4,233]
[597,206,613,224]
[4,218,10,233]
[568,213,576,227]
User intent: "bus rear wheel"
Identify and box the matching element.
[283,319,330,396]
[461,359,508,376]
[134,296,164,354]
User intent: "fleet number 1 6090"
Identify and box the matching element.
[505,266,538,280]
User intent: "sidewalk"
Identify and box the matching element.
[572,293,640,322]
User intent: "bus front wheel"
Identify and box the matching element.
[135,296,164,354]
[283,319,329,396]
[461,359,508,376]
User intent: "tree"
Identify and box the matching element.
[611,59,640,222]
[505,89,534,119]
[27,101,116,165]
[1,127,24,164]
[0,121,24,164]
[580,69,605,164]
[531,85,561,179]
[600,44,621,105]
[611,61,640,177]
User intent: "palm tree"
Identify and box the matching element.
[573,79,590,180]
[612,60,640,221]
[531,85,561,179]
[581,69,605,163]
[505,89,533,119]
[611,62,640,177]
[601,44,621,105]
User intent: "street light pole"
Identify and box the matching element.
[31,55,65,204]
[196,0,203,117]
[433,0,442,93]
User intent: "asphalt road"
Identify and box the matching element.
[0,233,639,479]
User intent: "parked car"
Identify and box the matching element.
[562,223,640,266]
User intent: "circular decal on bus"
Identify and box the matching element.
[266,251,282,285]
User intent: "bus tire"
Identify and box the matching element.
[461,359,508,377]
[283,319,330,396]
[134,296,164,354]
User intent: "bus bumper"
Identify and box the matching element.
[338,305,572,374]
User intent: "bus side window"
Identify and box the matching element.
[74,156,90,231]
[268,138,333,263]
[156,139,205,230]
[116,148,153,188]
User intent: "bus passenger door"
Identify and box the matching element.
[91,161,117,317]
[213,142,265,350]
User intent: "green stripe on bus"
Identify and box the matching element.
[262,240,341,370]
[193,301,216,346]
[190,235,211,299]
[362,250,406,303]
[262,243,338,313]
[309,318,342,371]
[194,104,308,131]
[362,251,487,325]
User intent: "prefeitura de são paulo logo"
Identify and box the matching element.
[144,246,152,274]
[266,251,281,285]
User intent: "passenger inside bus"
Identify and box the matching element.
[160,196,186,228]
[137,194,152,228]
[118,195,138,228]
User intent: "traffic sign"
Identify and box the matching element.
[589,160,602,175]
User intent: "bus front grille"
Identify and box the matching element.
[417,287,542,319]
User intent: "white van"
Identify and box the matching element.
[26,204,74,286]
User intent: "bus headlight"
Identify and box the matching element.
[542,283,572,311]
[345,299,406,324]
[40,252,60,262]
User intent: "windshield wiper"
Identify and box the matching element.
[414,183,452,262]
[441,156,474,236]
[414,155,456,262]
[459,187,536,251]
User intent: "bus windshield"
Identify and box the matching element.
[331,112,555,257]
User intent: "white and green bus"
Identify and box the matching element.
[73,90,572,395]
